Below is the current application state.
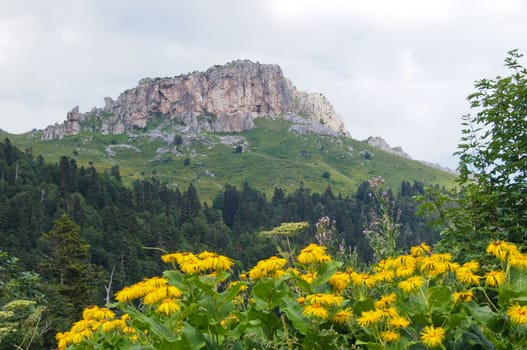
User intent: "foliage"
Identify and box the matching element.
[418,50,527,261]
[59,239,527,349]
[0,251,46,350]
[3,116,456,201]
[0,138,441,347]
[457,49,527,244]
[363,176,401,261]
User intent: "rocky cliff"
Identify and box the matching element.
[365,136,412,159]
[42,60,347,140]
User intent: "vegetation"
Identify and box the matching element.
[1,117,456,202]
[0,138,437,348]
[419,50,527,262]
[58,240,527,349]
[1,50,527,348]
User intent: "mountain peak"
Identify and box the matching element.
[42,60,348,140]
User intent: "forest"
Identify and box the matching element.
[0,137,437,348]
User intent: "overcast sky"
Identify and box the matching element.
[1,0,526,169]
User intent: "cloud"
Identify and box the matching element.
[1,0,527,169]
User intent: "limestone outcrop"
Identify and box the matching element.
[365,136,412,159]
[42,60,348,140]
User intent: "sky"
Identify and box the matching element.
[1,1,527,169]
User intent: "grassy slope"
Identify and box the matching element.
[1,119,456,201]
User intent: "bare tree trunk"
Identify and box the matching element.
[104,266,115,305]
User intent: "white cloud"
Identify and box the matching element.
[1,0,527,169]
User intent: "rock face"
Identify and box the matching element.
[365,136,412,159]
[42,60,348,140]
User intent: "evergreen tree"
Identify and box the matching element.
[38,215,101,333]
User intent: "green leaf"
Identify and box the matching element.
[179,322,206,350]
[428,285,451,313]
[313,260,342,289]
[282,296,310,335]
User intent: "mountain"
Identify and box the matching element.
[42,60,347,140]
[3,60,456,199]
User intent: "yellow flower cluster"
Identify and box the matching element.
[297,243,331,264]
[57,240,527,349]
[248,256,287,279]
[329,270,352,293]
[56,308,133,350]
[357,293,409,344]
[161,251,233,274]
[487,240,527,270]
[115,276,182,303]
[453,291,473,304]
[302,292,349,324]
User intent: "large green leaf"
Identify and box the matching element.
[313,261,342,290]
[178,322,206,350]
[282,296,309,335]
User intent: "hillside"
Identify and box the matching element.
[1,60,456,198]
[1,118,455,200]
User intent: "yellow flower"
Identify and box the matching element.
[376,307,398,319]
[374,270,395,283]
[357,310,382,327]
[56,332,70,350]
[446,262,460,273]
[430,253,452,262]
[410,242,431,257]
[306,293,343,307]
[398,276,424,292]
[420,325,446,347]
[509,253,527,270]
[389,315,410,328]
[297,297,305,305]
[300,272,316,284]
[220,314,239,328]
[249,256,287,279]
[396,265,416,278]
[82,306,99,320]
[420,258,448,276]
[351,272,377,288]
[332,307,353,325]
[143,286,182,305]
[144,276,168,288]
[455,267,481,285]
[485,270,506,287]
[374,293,397,309]
[156,299,180,316]
[381,330,400,343]
[486,241,510,261]
[297,243,331,264]
[303,303,329,319]
[329,271,351,293]
[507,304,527,325]
[198,251,234,271]
[162,252,202,274]
[453,291,473,303]
[462,260,479,273]
[115,280,158,302]
[228,281,248,292]
[93,307,115,322]
[101,321,117,332]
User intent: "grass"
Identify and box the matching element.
[1,118,457,202]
